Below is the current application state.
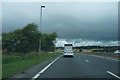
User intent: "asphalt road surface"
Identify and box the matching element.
[33,53,119,79]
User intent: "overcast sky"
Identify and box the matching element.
[2,2,118,46]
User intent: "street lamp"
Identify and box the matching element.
[53,40,57,52]
[38,5,45,57]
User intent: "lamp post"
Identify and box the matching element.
[53,40,57,52]
[38,5,45,57]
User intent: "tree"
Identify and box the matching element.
[21,23,41,53]
[2,23,57,54]
[41,32,57,51]
[2,23,41,53]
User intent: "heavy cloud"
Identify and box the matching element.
[2,2,118,45]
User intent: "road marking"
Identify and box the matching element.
[32,55,62,80]
[32,74,40,79]
[90,55,119,61]
[107,71,120,79]
[85,60,89,62]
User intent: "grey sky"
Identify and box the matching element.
[2,2,118,46]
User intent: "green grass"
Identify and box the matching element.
[2,52,62,78]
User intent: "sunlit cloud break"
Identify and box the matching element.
[55,38,118,47]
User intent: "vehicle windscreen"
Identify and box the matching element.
[64,50,72,52]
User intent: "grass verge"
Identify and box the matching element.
[2,52,62,78]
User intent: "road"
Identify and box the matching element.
[33,53,119,79]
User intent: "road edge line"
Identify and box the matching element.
[90,55,119,61]
[32,55,62,79]
[107,71,120,79]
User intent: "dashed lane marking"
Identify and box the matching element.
[85,60,89,62]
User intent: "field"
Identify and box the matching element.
[2,52,62,78]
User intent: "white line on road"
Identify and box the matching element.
[107,71,120,79]
[90,55,119,61]
[85,60,89,62]
[32,55,62,80]
[32,74,40,79]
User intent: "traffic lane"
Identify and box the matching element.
[77,53,118,75]
[38,53,114,78]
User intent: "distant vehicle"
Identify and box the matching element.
[114,50,120,54]
[63,44,74,57]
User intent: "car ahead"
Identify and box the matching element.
[63,50,74,57]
